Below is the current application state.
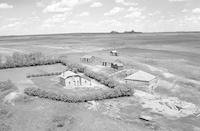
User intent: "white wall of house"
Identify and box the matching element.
[61,76,92,87]
[126,78,158,93]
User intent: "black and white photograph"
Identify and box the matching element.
[0,0,200,131]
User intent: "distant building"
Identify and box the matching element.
[111,62,123,70]
[125,70,158,93]
[59,71,92,88]
[102,61,112,67]
[80,55,95,63]
[110,50,118,56]
[110,31,120,34]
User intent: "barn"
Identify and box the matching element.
[125,70,158,93]
[110,50,118,56]
[111,62,123,70]
[80,55,95,63]
[59,71,92,88]
[102,61,112,67]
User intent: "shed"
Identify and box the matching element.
[102,61,112,67]
[110,50,118,56]
[125,70,158,93]
[80,55,95,63]
[111,62,123,70]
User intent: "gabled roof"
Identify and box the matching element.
[79,74,91,81]
[125,70,156,82]
[59,71,79,79]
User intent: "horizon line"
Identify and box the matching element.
[0,31,200,37]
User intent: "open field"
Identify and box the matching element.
[0,32,200,131]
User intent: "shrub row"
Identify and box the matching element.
[0,59,62,69]
[84,69,118,88]
[27,72,62,78]
[64,63,128,89]
[0,52,63,69]
[24,85,133,103]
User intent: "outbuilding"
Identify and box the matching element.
[102,61,112,67]
[59,71,92,88]
[125,70,158,93]
[110,50,118,56]
[111,62,123,70]
[80,55,95,63]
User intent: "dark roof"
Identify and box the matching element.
[112,62,123,67]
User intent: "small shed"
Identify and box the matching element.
[102,61,112,67]
[110,50,118,56]
[125,70,158,93]
[59,71,92,88]
[111,62,123,70]
[80,55,95,63]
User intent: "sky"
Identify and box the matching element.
[0,0,200,35]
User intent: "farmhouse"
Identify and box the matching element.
[111,62,123,70]
[110,50,118,56]
[80,55,95,63]
[59,71,92,87]
[125,70,158,93]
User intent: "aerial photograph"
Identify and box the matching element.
[0,0,200,131]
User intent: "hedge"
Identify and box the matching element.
[65,63,124,89]
[27,72,62,78]
[24,85,133,103]
[0,52,64,70]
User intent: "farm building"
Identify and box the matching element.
[59,71,92,88]
[125,70,158,93]
[102,61,112,67]
[80,55,95,63]
[110,50,118,56]
[111,62,123,70]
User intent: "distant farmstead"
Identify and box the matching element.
[59,71,92,88]
[125,70,158,93]
[80,55,95,63]
[110,50,118,56]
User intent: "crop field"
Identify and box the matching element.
[0,33,200,131]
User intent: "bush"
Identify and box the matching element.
[0,52,62,70]
[27,72,62,78]
[24,85,134,103]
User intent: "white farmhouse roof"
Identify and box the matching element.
[59,71,79,79]
[125,70,156,82]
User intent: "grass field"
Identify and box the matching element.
[0,32,200,131]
